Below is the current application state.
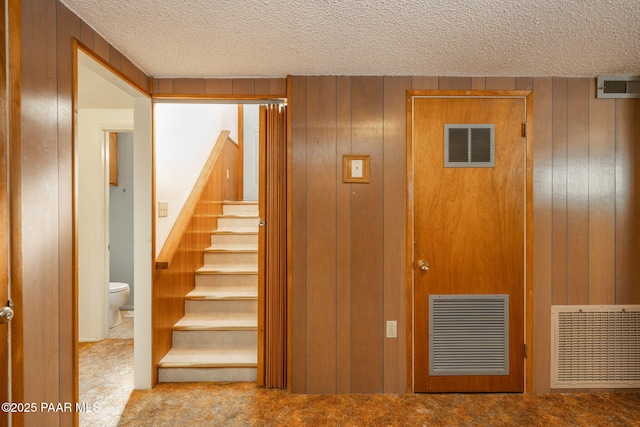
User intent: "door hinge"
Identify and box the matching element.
[523,343,528,358]
[521,122,528,138]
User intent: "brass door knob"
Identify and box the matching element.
[417,260,430,271]
[0,306,14,324]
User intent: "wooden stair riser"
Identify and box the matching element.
[172,329,257,349]
[195,273,257,292]
[222,204,259,215]
[216,217,259,230]
[184,299,257,316]
[203,251,257,265]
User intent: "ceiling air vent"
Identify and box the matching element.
[597,76,640,98]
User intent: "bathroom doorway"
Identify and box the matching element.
[75,46,153,424]
[76,72,133,343]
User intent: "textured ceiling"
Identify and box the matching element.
[62,0,639,78]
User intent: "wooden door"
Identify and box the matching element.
[412,95,526,392]
[1,0,10,419]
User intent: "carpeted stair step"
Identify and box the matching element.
[159,201,259,384]
[203,247,257,265]
[210,230,258,246]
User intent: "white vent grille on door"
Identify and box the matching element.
[444,124,495,168]
[429,294,509,376]
[597,76,640,98]
[551,305,640,388]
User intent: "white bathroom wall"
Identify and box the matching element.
[78,109,134,342]
[154,103,238,255]
[109,132,135,309]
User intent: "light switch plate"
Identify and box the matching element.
[351,159,363,178]
[158,201,168,217]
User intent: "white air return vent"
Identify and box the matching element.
[597,76,640,98]
[444,124,495,167]
[551,305,640,388]
[429,294,509,376]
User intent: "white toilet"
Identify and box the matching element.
[108,282,130,328]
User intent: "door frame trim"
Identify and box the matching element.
[406,90,534,393]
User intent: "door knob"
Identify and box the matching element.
[417,260,430,271]
[0,306,14,324]
[258,218,265,227]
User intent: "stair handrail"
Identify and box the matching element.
[155,130,236,269]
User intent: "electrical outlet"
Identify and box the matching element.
[386,320,397,338]
[158,201,168,217]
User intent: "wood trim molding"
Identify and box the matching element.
[152,94,286,101]
[7,0,26,422]
[409,89,532,98]
[406,90,534,393]
[405,91,414,393]
[155,130,231,269]
[525,90,534,393]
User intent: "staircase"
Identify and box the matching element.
[158,201,259,382]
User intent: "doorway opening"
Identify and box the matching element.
[74,45,153,424]
[152,99,288,388]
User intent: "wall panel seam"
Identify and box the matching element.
[381,77,385,392]
[335,76,339,391]
[613,100,617,303]
[348,76,353,391]
[587,90,591,304]
[303,76,309,391]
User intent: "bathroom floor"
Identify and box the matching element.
[109,310,134,339]
[79,310,134,426]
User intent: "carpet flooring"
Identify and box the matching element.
[79,338,134,426]
[119,382,640,426]
[79,336,640,426]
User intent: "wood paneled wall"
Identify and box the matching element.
[12,0,639,410]
[531,77,640,392]
[289,76,640,394]
[153,136,239,385]
[9,1,150,425]
[290,76,411,393]
[153,77,286,98]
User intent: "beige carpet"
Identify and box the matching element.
[79,338,134,426]
[78,333,640,427]
[118,382,640,427]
